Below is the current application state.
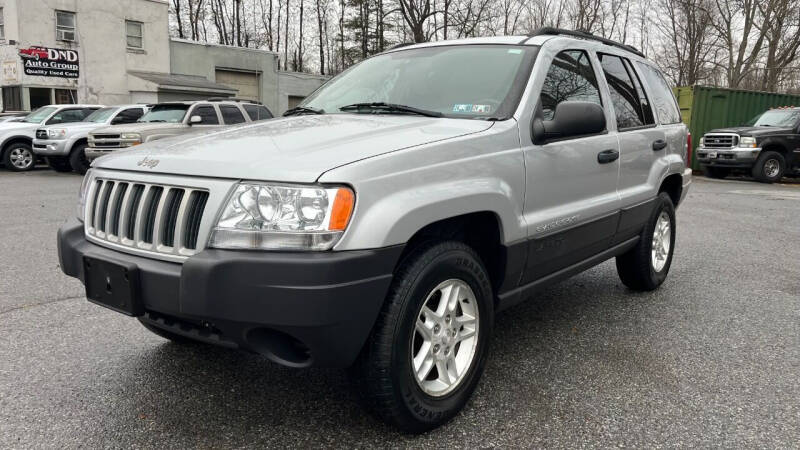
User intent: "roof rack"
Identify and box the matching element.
[526,27,645,58]
[207,97,262,104]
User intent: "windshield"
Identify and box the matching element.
[302,45,537,119]
[23,106,57,123]
[139,104,190,123]
[84,107,117,123]
[751,109,800,127]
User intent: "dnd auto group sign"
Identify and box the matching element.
[18,46,79,79]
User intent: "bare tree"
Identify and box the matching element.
[655,0,718,85]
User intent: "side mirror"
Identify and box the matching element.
[189,115,202,125]
[532,101,606,145]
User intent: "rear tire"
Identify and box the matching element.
[3,142,36,172]
[616,192,676,291]
[69,142,90,175]
[350,240,493,434]
[702,166,730,179]
[46,156,74,172]
[751,150,784,183]
[138,319,200,345]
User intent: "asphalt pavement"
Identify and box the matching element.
[1,170,798,448]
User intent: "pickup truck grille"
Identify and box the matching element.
[85,178,209,256]
[702,134,738,149]
[92,134,120,140]
[35,129,48,139]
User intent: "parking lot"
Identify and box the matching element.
[0,170,798,447]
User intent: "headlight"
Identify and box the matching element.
[209,183,355,251]
[121,133,140,140]
[47,128,67,139]
[738,136,757,148]
[698,137,704,146]
[77,169,93,222]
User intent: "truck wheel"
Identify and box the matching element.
[752,151,785,183]
[69,143,90,175]
[616,192,676,291]
[351,240,493,433]
[46,156,74,172]
[702,166,730,179]
[3,143,36,172]
[137,319,200,345]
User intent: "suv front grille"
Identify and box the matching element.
[93,134,120,140]
[35,129,48,139]
[85,178,209,256]
[703,134,737,148]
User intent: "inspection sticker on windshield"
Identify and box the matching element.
[453,104,491,114]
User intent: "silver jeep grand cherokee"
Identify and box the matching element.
[58,28,691,433]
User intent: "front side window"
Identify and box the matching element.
[599,53,648,130]
[139,104,190,123]
[23,106,58,123]
[56,10,76,42]
[220,105,246,124]
[191,105,219,124]
[126,21,143,49]
[301,45,538,119]
[636,62,681,124]
[115,108,145,123]
[539,49,602,120]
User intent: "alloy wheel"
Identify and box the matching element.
[10,148,34,170]
[651,211,671,272]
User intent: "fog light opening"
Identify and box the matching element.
[247,328,312,367]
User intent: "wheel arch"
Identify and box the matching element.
[67,136,89,155]
[659,173,683,207]
[1,136,33,159]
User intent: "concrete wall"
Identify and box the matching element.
[0,0,169,108]
[170,39,281,113]
[277,71,329,114]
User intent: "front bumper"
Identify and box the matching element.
[696,146,761,168]
[32,138,69,156]
[58,218,403,368]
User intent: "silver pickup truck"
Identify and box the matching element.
[85,100,273,160]
[33,105,148,174]
[58,29,691,433]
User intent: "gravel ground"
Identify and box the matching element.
[1,170,798,448]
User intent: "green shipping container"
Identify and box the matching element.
[672,85,800,169]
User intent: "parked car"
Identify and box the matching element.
[57,29,691,433]
[697,106,800,183]
[32,105,148,174]
[85,100,273,160]
[0,104,102,171]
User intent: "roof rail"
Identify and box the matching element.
[207,97,261,104]
[527,27,645,58]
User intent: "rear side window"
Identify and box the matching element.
[244,104,273,121]
[599,53,651,129]
[219,105,246,124]
[636,63,681,124]
[115,108,145,124]
[192,105,219,124]
[540,50,602,120]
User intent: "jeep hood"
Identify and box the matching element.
[93,115,493,182]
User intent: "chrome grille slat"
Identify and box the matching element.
[85,177,209,259]
[703,133,737,149]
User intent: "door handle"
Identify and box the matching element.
[597,149,619,164]
[652,139,668,151]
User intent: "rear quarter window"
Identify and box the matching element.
[635,62,682,125]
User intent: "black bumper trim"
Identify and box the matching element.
[58,218,404,368]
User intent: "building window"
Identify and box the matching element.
[2,86,22,111]
[55,89,77,104]
[126,21,143,49]
[56,10,76,42]
[0,8,5,40]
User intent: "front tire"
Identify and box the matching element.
[3,143,36,172]
[752,150,784,183]
[351,240,494,433]
[616,192,676,291]
[69,143,90,175]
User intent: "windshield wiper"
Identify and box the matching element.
[339,102,443,118]
[283,106,325,116]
